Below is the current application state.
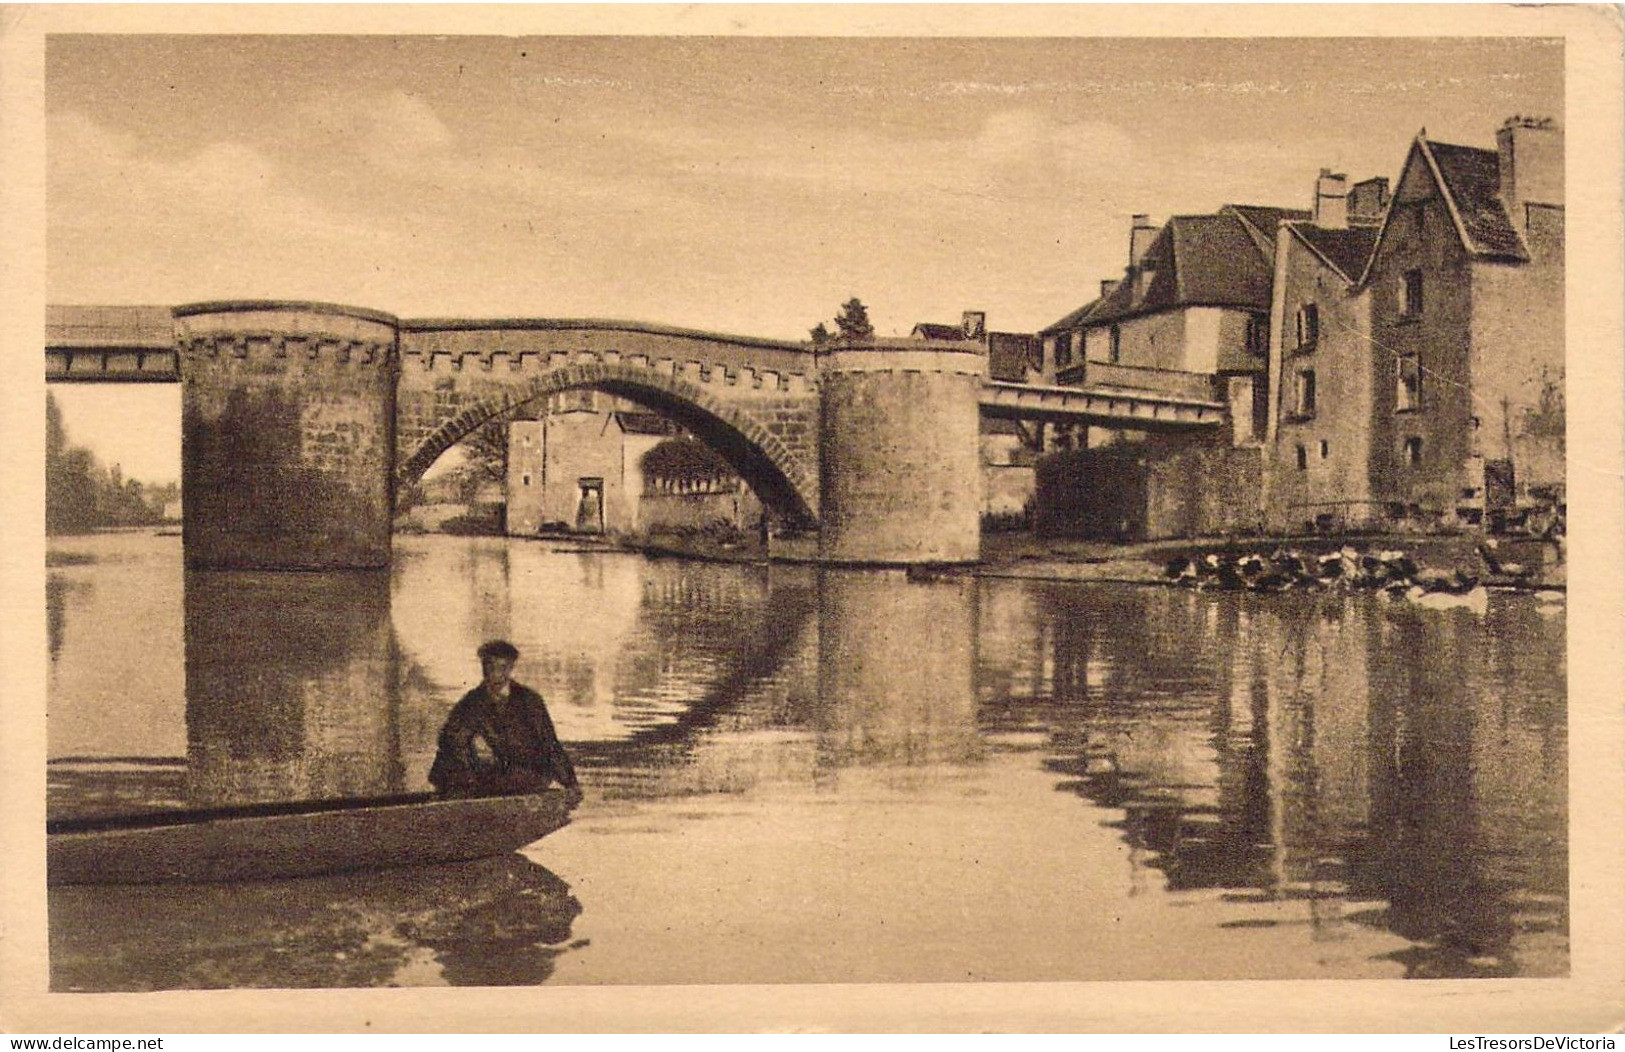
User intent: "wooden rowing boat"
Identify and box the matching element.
[47,789,577,886]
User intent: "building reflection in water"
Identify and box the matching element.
[983,582,1567,978]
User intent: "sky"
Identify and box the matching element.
[44,34,1564,484]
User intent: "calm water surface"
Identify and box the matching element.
[46,532,1568,988]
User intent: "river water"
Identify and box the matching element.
[45,531,1568,989]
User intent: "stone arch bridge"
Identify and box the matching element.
[390,316,821,530]
[47,301,1228,568]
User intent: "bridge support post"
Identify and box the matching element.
[817,340,985,564]
[176,302,400,570]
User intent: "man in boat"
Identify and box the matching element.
[430,640,581,798]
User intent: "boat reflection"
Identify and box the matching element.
[50,853,582,990]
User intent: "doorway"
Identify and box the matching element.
[575,478,605,533]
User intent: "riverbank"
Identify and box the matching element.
[976,531,1566,591]
[618,527,1566,591]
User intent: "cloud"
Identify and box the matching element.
[584,106,1137,212]
[299,89,454,153]
[47,109,385,303]
[50,110,370,243]
[967,110,1135,169]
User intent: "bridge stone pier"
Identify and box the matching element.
[818,341,985,564]
[176,303,400,571]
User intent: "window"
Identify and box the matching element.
[1396,354,1421,411]
[1319,439,1330,459]
[1109,325,1122,364]
[1055,333,1073,369]
[1404,436,1423,465]
[521,473,532,487]
[1295,445,1308,470]
[1398,269,1424,318]
[1295,304,1319,349]
[1292,368,1317,418]
[1246,315,1268,357]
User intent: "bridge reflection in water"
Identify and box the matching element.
[45,535,1565,986]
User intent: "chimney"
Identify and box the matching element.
[1129,214,1158,267]
[1497,116,1564,228]
[1348,177,1390,224]
[961,310,987,340]
[1313,169,1348,229]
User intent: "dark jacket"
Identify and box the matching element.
[429,682,579,796]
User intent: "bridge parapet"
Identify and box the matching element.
[1078,360,1222,402]
[399,345,815,398]
[399,319,816,391]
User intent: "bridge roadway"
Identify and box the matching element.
[45,305,1226,430]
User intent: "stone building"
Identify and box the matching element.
[1349,118,1564,531]
[506,392,763,537]
[1032,117,1564,542]
[1032,205,1303,539]
[1262,171,1388,531]
[1041,206,1303,442]
[505,392,674,535]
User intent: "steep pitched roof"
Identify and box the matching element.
[1359,134,1528,284]
[1043,204,1295,333]
[1076,276,1140,326]
[1226,204,1312,258]
[1425,140,1527,258]
[1166,213,1276,307]
[1087,214,1272,325]
[1286,222,1380,285]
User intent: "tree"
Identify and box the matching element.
[46,392,168,533]
[640,437,736,493]
[834,297,874,340]
[462,418,511,488]
[46,392,98,534]
[809,298,875,346]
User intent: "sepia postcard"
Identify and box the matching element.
[2,3,1621,1035]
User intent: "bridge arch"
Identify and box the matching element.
[395,359,819,528]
